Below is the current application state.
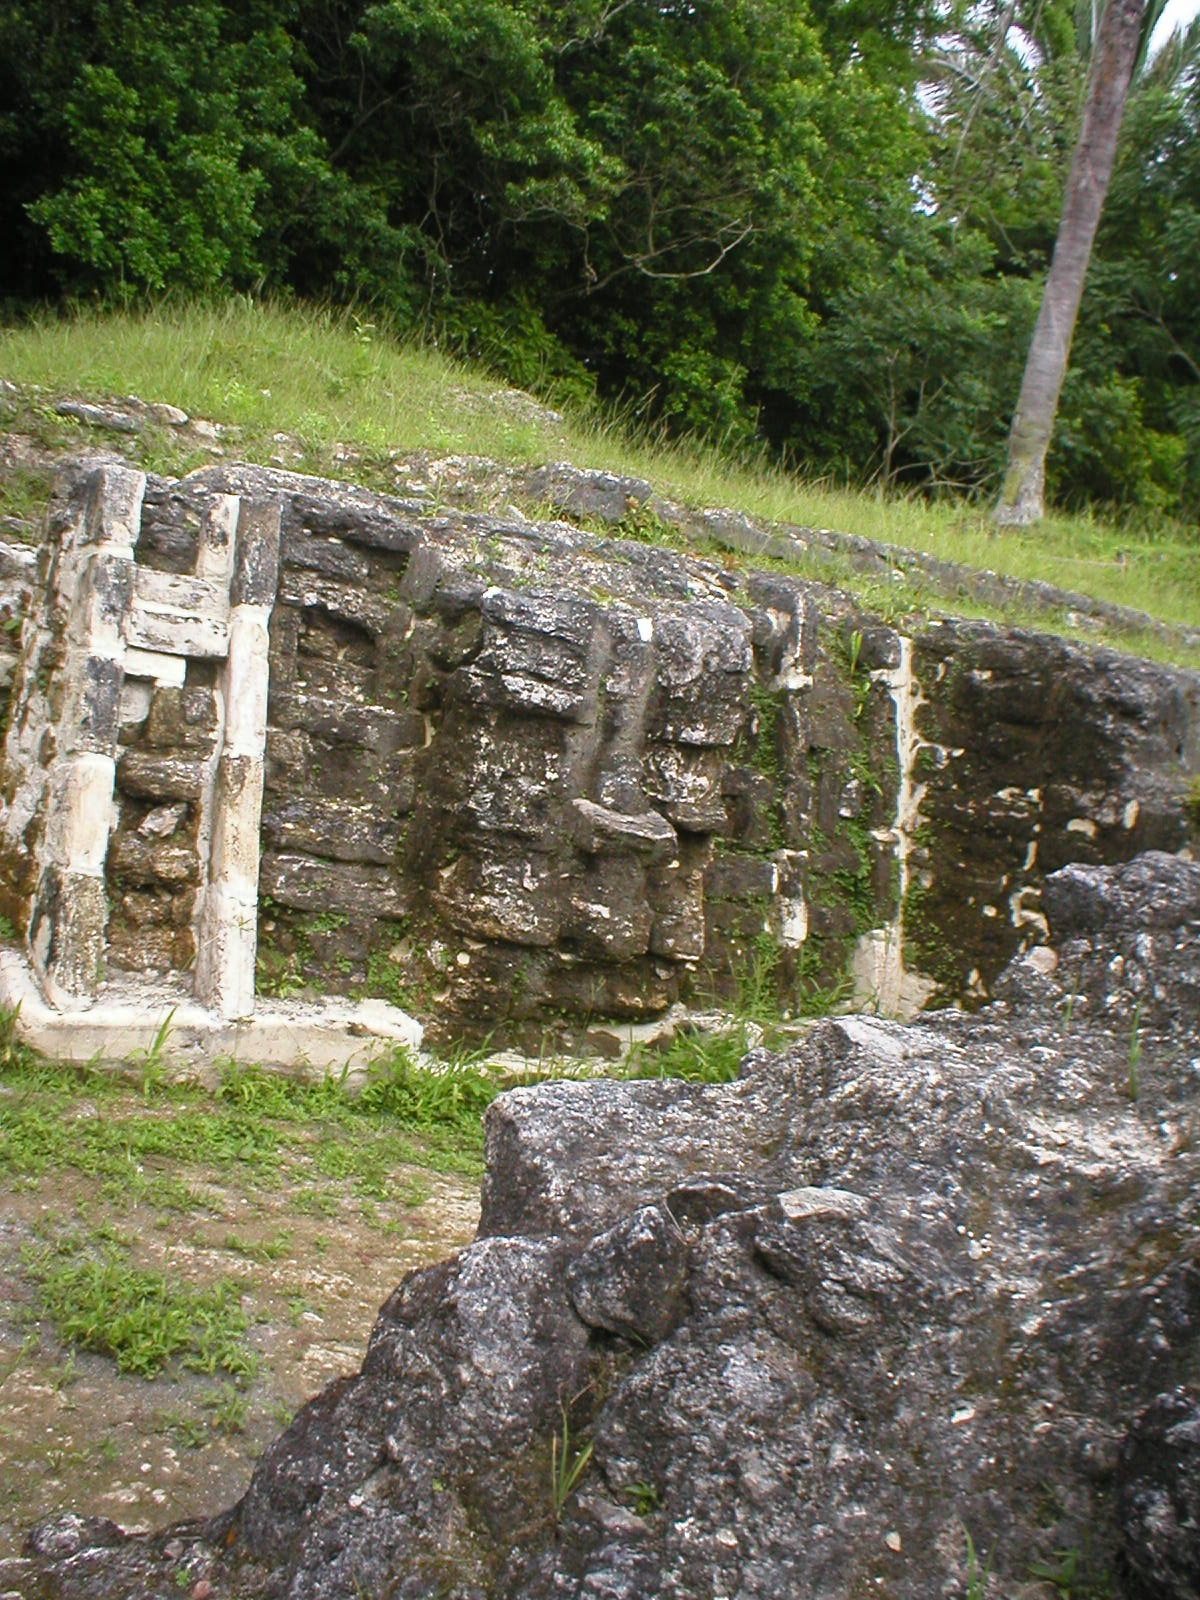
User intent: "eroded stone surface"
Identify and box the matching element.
[1,459,1197,1047]
[5,852,1198,1600]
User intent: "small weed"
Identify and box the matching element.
[621,1026,745,1085]
[128,1008,176,1099]
[1028,1545,1112,1597]
[396,1175,433,1208]
[201,1382,250,1434]
[293,1184,340,1218]
[23,1234,256,1379]
[0,1001,35,1073]
[286,1294,318,1325]
[223,1227,293,1264]
[964,1531,992,1598]
[1127,1003,1143,1101]
[358,1046,500,1135]
[626,1481,661,1516]
[158,1411,209,1450]
[550,1406,594,1522]
[847,627,864,676]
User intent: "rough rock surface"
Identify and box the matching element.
[4,850,1197,1600]
[5,459,1195,1044]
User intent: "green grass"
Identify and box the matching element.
[1,297,1196,640]
[21,1231,255,1379]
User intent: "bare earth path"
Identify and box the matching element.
[0,1064,481,1556]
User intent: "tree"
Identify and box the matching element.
[993,0,1148,525]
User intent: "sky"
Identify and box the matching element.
[1151,0,1200,54]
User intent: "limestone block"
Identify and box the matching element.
[43,753,117,875]
[118,679,153,728]
[442,724,567,843]
[705,852,778,903]
[123,648,186,688]
[643,746,728,833]
[108,833,198,887]
[207,753,267,898]
[223,608,272,755]
[194,883,258,1020]
[72,552,135,657]
[276,571,387,635]
[262,797,401,866]
[648,852,708,960]
[57,653,124,756]
[145,687,219,751]
[268,692,418,752]
[116,750,205,801]
[231,500,282,608]
[28,865,108,1005]
[571,798,677,861]
[195,495,239,585]
[720,766,777,849]
[562,858,654,959]
[281,529,374,584]
[436,851,560,946]
[126,569,229,657]
[259,852,410,919]
[80,464,146,554]
[648,606,752,747]
[521,463,651,523]
[452,588,599,723]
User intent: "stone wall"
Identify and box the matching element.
[0,459,1196,1045]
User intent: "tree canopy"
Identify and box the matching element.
[0,0,1195,520]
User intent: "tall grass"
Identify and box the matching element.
[1,297,1196,630]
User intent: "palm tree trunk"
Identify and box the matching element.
[993,0,1146,526]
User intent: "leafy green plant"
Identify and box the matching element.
[201,1382,250,1434]
[626,1481,661,1517]
[964,1531,992,1599]
[1127,1002,1143,1101]
[358,1046,501,1133]
[621,1026,746,1085]
[22,1234,256,1378]
[128,1007,176,1099]
[1028,1544,1112,1598]
[550,1406,593,1522]
[0,1001,33,1074]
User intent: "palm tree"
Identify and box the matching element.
[992,0,1155,525]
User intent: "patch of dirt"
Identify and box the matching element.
[0,1113,479,1557]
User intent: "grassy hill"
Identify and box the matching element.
[2,298,1197,662]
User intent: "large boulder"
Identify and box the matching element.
[3,852,1198,1600]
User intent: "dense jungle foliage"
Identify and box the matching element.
[1,0,1197,519]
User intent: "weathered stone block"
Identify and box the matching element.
[116,750,205,801]
[276,571,388,635]
[58,654,124,756]
[643,746,728,833]
[108,833,198,886]
[259,852,409,919]
[562,858,654,959]
[262,797,401,866]
[28,865,108,1002]
[571,798,676,861]
[144,686,219,751]
[231,500,282,608]
[436,851,560,946]
[705,852,777,903]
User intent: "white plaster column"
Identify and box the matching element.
[27,465,146,1006]
[193,501,280,1019]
